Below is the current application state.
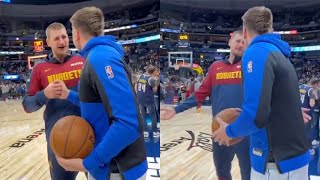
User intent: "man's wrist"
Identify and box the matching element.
[65,89,70,99]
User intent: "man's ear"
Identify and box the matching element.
[46,38,51,47]
[243,28,248,39]
[76,30,81,41]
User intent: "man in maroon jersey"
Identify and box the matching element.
[22,22,84,180]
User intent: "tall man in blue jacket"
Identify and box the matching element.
[52,6,148,180]
[213,6,311,179]
[22,22,84,180]
[161,30,251,180]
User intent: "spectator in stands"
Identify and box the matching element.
[2,84,9,102]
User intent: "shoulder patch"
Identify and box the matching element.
[105,66,114,78]
[247,61,253,73]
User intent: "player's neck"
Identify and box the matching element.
[247,32,258,45]
[80,36,94,51]
[228,54,235,64]
[54,55,65,63]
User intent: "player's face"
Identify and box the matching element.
[46,28,69,59]
[229,33,245,57]
[154,69,160,77]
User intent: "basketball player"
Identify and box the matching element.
[154,67,161,125]
[136,65,159,138]
[194,78,202,113]
[22,23,84,180]
[212,6,311,179]
[300,78,319,139]
[300,78,320,176]
[52,7,147,180]
[161,30,251,180]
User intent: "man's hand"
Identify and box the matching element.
[44,81,62,99]
[212,117,232,146]
[56,156,87,172]
[54,80,70,99]
[301,108,311,123]
[160,106,176,120]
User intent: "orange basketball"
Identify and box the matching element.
[50,116,95,159]
[212,108,242,145]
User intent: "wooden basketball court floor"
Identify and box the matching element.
[1,101,318,180]
[161,106,241,180]
[0,100,87,179]
[0,100,160,180]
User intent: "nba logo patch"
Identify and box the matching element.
[105,66,114,78]
[247,61,253,73]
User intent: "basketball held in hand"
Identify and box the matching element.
[50,116,95,159]
[212,108,243,146]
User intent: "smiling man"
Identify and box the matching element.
[22,22,84,180]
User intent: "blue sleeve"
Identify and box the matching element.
[83,51,140,171]
[22,90,48,113]
[174,96,198,113]
[67,90,80,107]
[226,45,275,138]
[22,65,48,113]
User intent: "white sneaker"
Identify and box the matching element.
[153,132,160,138]
[144,131,149,138]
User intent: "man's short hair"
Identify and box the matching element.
[242,6,273,35]
[231,30,243,37]
[46,22,66,39]
[309,78,320,85]
[229,30,243,41]
[147,65,156,74]
[70,6,105,37]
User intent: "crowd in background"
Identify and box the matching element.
[124,43,160,74]
[0,61,28,75]
[0,43,320,105]
[0,81,27,101]
[160,55,320,104]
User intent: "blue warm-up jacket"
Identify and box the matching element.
[67,36,147,180]
[226,33,310,174]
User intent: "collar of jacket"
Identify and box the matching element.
[46,53,72,64]
[224,55,242,64]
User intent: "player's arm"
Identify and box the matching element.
[134,81,138,92]
[226,45,274,138]
[174,65,213,113]
[22,65,48,113]
[316,89,320,103]
[309,88,316,107]
[149,77,159,93]
[82,52,140,171]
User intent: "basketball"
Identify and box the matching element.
[212,108,243,145]
[50,116,95,159]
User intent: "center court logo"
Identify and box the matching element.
[160,130,213,152]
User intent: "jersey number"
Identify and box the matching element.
[138,83,146,92]
[300,94,305,104]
